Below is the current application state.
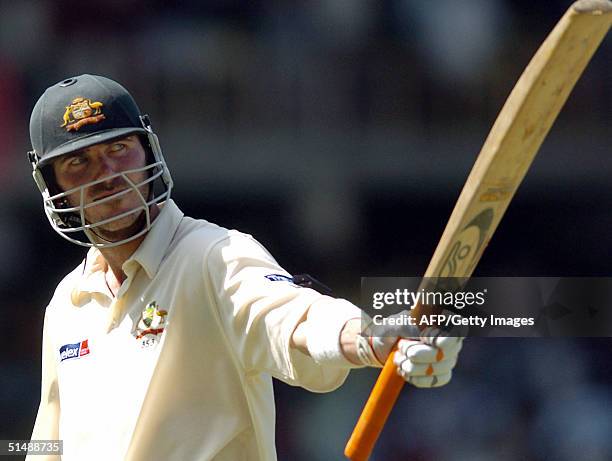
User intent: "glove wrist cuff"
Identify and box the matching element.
[355,334,384,368]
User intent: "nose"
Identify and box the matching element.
[94,154,118,182]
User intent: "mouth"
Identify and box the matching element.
[91,188,129,203]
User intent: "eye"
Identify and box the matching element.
[109,143,127,153]
[67,155,87,167]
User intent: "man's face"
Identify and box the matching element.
[52,135,150,242]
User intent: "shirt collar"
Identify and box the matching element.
[71,249,109,305]
[70,200,184,303]
[128,199,183,279]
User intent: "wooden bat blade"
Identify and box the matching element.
[345,1,612,460]
[424,0,612,281]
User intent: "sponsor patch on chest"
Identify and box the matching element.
[59,339,90,362]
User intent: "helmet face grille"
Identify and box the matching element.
[33,128,173,248]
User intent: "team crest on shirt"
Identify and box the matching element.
[134,301,167,348]
[61,97,106,131]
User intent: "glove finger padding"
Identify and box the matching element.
[393,355,457,376]
[423,332,464,351]
[420,326,464,360]
[396,341,440,363]
[404,371,453,388]
[392,326,463,387]
[424,336,464,361]
[396,336,463,362]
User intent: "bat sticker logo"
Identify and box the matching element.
[439,208,494,277]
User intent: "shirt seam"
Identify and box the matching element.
[202,233,269,461]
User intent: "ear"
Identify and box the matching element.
[40,164,63,196]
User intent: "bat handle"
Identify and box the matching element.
[344,346,405,461]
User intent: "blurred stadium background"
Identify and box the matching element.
[1,1,611,460]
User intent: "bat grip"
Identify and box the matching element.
[344,345,405,461]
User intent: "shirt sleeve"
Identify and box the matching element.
[205,231,358,392]
[26,309,61,461]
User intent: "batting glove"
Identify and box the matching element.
[355,312,464,388]
[393,327,463,387]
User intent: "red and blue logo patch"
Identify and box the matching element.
[59,339,90,362]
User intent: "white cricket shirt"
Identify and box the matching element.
[29,200,360,461]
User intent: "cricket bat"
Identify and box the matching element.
[345,1,612,459]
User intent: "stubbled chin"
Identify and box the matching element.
[87,209,147,243]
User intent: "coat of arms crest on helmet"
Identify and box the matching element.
[61,97,105,132]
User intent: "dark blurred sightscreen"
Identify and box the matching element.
[1,1,611,460]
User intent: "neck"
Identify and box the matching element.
[100,236,146,284]
[99,204,160,285]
